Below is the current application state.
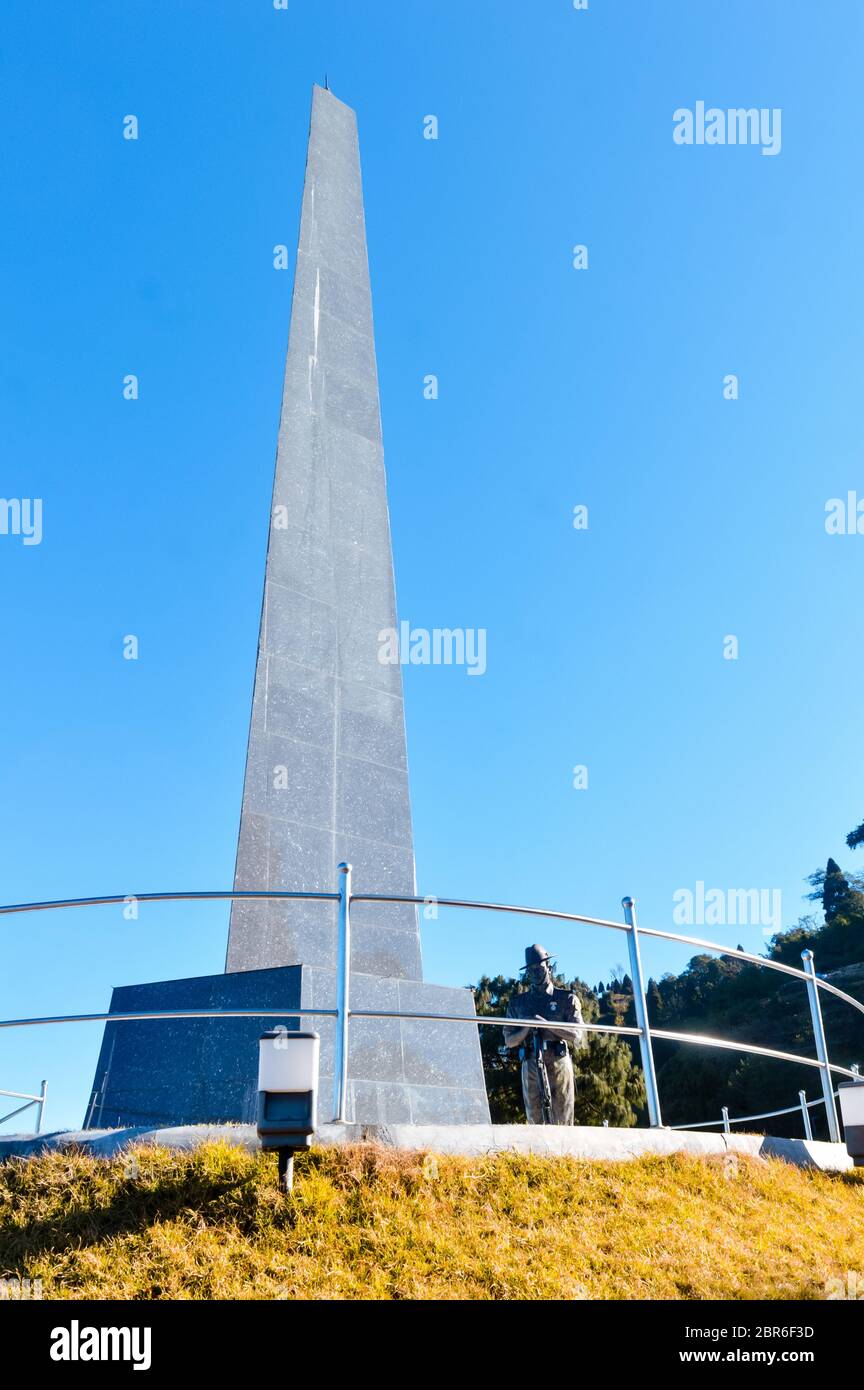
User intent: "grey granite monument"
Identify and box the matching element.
[226,83,421,985]
[86,86,489,1129]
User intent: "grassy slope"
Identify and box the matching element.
[1,1141,863,1300]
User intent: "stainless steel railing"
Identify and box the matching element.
[673,1089,837,1136]
[1,869,862,1138]
[0,1081,47,1132]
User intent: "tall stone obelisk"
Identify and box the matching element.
[226,86,421,985]
[86,87,489,1130]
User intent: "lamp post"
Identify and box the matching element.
[838,1076,864,1167]
[257,1029,320,1191]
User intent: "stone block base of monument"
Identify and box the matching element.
[84,966,489,1129]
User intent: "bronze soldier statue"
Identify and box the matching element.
[503,944,587,1124]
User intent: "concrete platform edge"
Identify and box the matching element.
[0,1123,853,1172]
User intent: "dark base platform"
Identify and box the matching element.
[86,965,490,1128]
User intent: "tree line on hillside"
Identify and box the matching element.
[471,814,864,1137]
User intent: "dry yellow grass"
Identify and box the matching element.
[0,1141,862,1300]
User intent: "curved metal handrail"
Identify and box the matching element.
[634,926,817,983]
[811,975,864,1018]
[354,893,631,933]
[672,1089,842,1131]
[0,890,339,916]
[0,1008,855,1079]
[0,883,861,1139]
[0,886,849,997]
[644,1026,857,1078]
[0,1007,336,1030]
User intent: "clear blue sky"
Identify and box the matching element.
[2,1,862,1130]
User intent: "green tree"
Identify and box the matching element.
[646,977,663,1023]
[807,857,863,923]
[472,974,525,1123]
[847,820,864,853]
[573,1032,646,1126]
[766,914,821,967]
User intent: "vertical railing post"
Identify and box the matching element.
[622,896,663,1128]
[721,1106,730,1134]
[334,862,353,1124]
[801,949,841,1143]
[36,1080,47,1134]
[85,1087,99,1130]
[799,1090,813,1141]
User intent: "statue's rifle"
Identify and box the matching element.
[534,1032,554,1126]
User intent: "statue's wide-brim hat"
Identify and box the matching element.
[520,943,555,972]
